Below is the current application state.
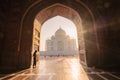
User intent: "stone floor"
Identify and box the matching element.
[0,56,89,80]
[0,56,120,80]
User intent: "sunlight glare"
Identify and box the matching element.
[70,59,80,80]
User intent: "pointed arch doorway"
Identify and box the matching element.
[18,1,99,69]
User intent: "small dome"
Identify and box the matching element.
[55,28,66,36]
[51,36,55,39]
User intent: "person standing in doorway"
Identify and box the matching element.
[33,50,37,68]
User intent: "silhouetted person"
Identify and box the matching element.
[33,50,37,68]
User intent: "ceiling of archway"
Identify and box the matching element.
[36,4,81,26]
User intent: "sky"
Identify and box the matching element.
[40,16,78,51]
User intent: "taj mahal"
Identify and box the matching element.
[41,28,78,56]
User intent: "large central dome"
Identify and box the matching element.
[55,28,66,36]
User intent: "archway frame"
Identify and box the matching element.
[18,0,100,68]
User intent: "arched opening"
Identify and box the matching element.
[32,3,85,66]
[39,15,79,54]
[19,1,99,70]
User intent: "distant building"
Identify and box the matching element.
[41,28,78,56]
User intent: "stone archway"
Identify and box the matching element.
[35,3,86,65]
[19,0,99,69]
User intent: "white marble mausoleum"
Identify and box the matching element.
[41,28,78,56]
